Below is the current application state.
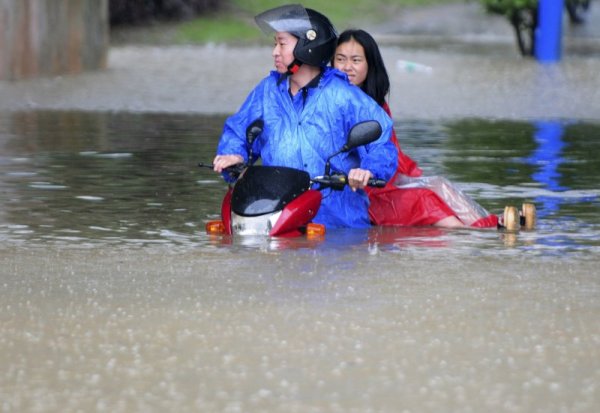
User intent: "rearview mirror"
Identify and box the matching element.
[246,119,264,146]
[245,119,264,164]
[343,120,382,152]
[323,120,382,176]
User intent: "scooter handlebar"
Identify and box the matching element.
[312,174,347,190]
[197,162,246,179]
[223,163,246,176]
[368,178,387,188]
[312,174,387,190]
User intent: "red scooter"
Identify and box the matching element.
[199,120,386,238]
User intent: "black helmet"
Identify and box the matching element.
[255,4,338,68]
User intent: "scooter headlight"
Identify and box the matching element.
[231,211,282,236]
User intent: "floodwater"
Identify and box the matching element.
[1,111,599,412]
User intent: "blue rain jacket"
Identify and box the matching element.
[217,67,397,228]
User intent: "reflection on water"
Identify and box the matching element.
[2,111,600,412]
[528,121,568,194]
[1,111,599,255]
[0,111,227,248]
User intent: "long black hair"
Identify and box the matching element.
[334,29,390,106]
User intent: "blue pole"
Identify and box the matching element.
[535,0,564,62]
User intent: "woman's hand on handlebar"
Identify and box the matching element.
[347,168,373,191]
[213,154,244,173]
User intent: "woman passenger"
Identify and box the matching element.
[333,29,499,228]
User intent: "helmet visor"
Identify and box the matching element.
[254,4,312,37]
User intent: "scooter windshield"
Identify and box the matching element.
[231,166,311,217]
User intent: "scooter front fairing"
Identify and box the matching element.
[228,165,322,237]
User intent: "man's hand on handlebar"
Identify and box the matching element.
[213,154,244,173]
[347,168,373,191]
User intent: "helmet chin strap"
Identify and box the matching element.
[278,59,303,85]
[288,59,302,74]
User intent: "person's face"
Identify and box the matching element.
[272,32,298,73]
[333,39,368,86]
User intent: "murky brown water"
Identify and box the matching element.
[1,111,599,412]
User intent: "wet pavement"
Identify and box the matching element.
[374,1,600,43]
[0,2,599,120]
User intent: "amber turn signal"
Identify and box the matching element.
[306,223,326,237]
[205,220,226,234]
